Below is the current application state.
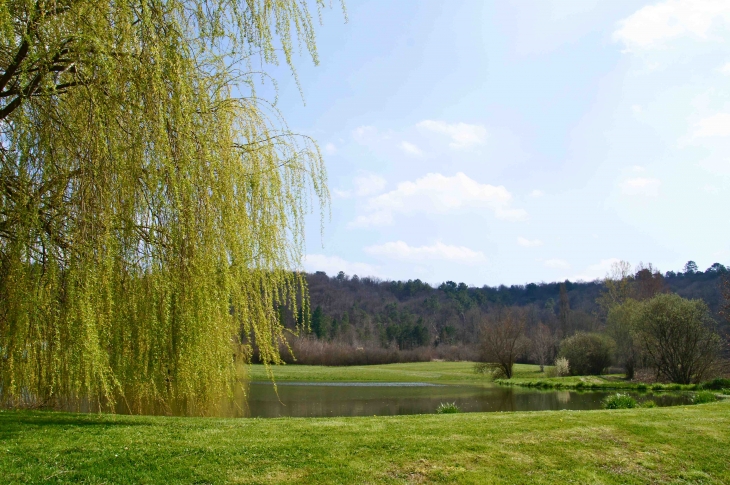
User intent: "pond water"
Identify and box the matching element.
[244,381,693,418]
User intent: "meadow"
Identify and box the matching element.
[247,361,544,385]
[2,402,729,484]
[2,361,729,483]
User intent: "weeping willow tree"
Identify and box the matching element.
[0,0,334,412]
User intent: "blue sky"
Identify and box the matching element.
[265,0,730,286]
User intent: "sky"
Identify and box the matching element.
[261,0,730,287]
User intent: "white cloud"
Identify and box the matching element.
[567,258,622,282]
[704,184,720,194]
[353,173,387,197]
[334,173,387,199]
[631,105,643,115]
[719,62,730,74]
[349,172,527,227]
[621,177,662,197]
[544,259,570,270]
[324,142,337,155]
[631,165,646,172]
[689,113,730,139]
[303,254,382,278]
[332,189,351,199]
[365,241,487,264]
[613,0,730,51]
[416,120,487,149]
[529,189,544,198]
[352,125,377,144]
[350,211,394,227]
[517,237,543,248]
[399,141,424,156]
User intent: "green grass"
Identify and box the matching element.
[247,361,544,386]
[2,402,729,484]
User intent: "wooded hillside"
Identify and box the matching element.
[291,261,729,352]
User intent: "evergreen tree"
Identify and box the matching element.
[311,306,325,339]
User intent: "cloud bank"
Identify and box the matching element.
[350,172,527,227]
[365,241,487,264]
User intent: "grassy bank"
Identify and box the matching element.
[248,361,544,386]
[249,361,718,392]
[495,374,701,392]
[2,402,729,484]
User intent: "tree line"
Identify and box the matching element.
[281,261,729,382]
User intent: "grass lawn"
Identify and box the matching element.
[248,361,695,391]
[247,361,544,386]
[2,402,729,484]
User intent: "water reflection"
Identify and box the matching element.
[31,382,693,417]
[245,382,693,418]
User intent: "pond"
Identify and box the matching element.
[244,381,693,418]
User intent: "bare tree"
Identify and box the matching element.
[606,299,642,379]
[558,283,571,338]
[531,322,556,372]
[633,262,667,301]
[721,274,730,325]
[596,260,632,317]
[479,307,529,379]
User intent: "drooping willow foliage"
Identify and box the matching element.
[0,0,333,412]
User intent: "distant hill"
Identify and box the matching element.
[296,262,729,350]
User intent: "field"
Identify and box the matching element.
[1,402,728,484]
[249,362,703,391]
[247,361,544,385]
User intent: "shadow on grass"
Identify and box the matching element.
[0,411,151,440]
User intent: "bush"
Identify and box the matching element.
[640,400,657,408]
[473,362,506,379]
[636,294,721,384]
[436,402,460,414]
[692,391,718,404]
[700,378,730,391]
[559,333,616,376]
[602,393,637,409]
[555,357,570,377]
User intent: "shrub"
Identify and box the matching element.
[473,362,507,379]
[692,391,718,404]
[640,400,657,408]
[602,393,637,409]
[559,333,616,376]
[436,402,460,414]
[636,383,648,391]
[700,378,730,391]
[474,362,490,374]
[636,294,721,384]
[555,357,570,377]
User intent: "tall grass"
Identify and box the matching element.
[436,402,460,414]
[602,393,637,409]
